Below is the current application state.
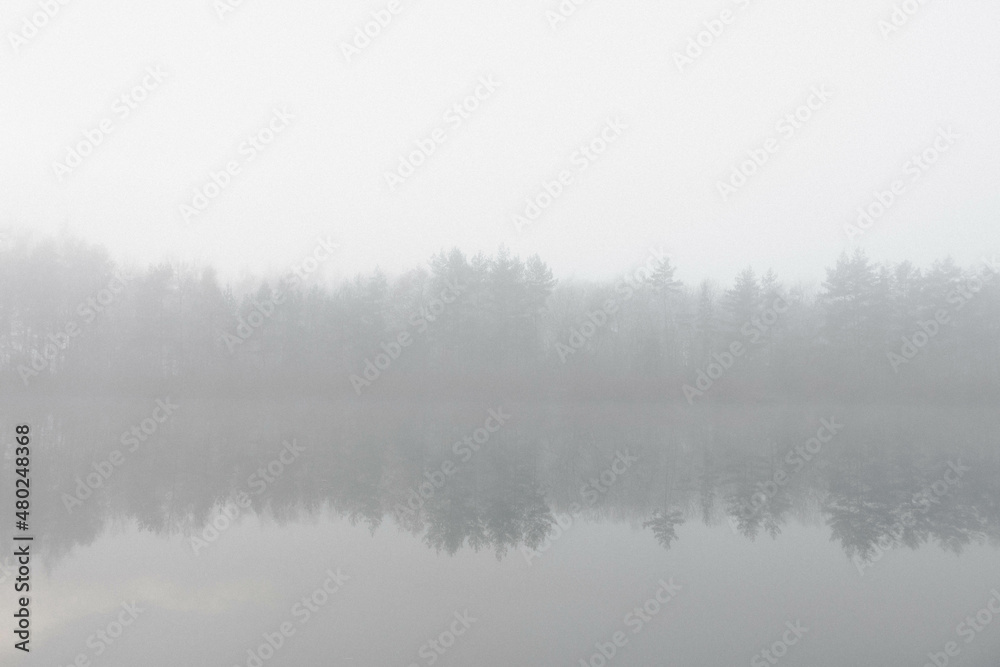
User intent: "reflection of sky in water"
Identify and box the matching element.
[1,401,999,665]
[3,515,1000,666]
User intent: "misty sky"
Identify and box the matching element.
[1,0,998,286]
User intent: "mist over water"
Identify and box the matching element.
[1,237,999,665]
[3,2,999,662]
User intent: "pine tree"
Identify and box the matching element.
[725,267,760,330]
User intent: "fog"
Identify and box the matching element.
[1,236,999,665]
[3,0,1000,664]
[2,236,999,403]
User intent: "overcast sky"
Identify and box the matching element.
[1,0,997,287]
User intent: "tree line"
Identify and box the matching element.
[1,233,997,400]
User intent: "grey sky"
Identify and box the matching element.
[2,0,998,286]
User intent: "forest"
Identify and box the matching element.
[0,233,997,401]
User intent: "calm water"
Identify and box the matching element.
[2,400,999,666]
